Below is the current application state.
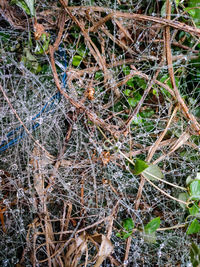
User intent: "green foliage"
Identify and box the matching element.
[35,33,50,54]
[187,219,200,235]
[21,47,41,73]
[128,92,141,108]
[189,180,200,201]
[190,243,200,267]
[143,217,160,243]
[184,0,200,28]
[116,218,135,239]
[11,0,35,16]
[72,55,82,67]
[142,164,164,182]
[132,159,164,182]
[178,173,200,236]
[132,159,149,175]
[72,44,88,67]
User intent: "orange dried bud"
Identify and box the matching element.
[101,151,110,165]
[87,87,95,100]
[34,22,46,40]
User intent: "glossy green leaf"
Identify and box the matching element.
[142,164,164,181]
[189,180,200,201]
[187,219,200,235]
[128,97,136,107]
[124,89,132,96]
[122,218,134,232]
[186,175,194,186]
[128,92,141,107]
[189,203,200,216]
[72,55,82,67]
[116,232,121,238]
[126,78,135,88]
[144,217,160,234]
[133,159,149,175]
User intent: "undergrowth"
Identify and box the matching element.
[0,0,200,266]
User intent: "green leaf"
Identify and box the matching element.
[128,92,141,107]
[142,164,164,181]
[184,0,200,28]
[190,242,200,267]
[178,192,189,209]
[124,89,132,96]
[131,113,143,125]
[142,231,157,243]
[116,232,121,238]
[144,217,160,234]
[11,0,30,15]
[142,217,160,243]
[95,71,103,80]
[186,175,194,186]
[189,180,200,201]
[189,203,200,216]
[187,219,200,235]
[122,65,130,75]
[128,97,137,107]
[133,159,149,175]
[122,232,132,239]
[24,0,35,16]
[11,0,35,16]
[126,78,135,88]
[35,33,50,54]
[72,55,82,67]
[122,218,134,232]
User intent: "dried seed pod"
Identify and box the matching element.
[87,87,95,100]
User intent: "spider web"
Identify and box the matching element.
[0,0,200,266]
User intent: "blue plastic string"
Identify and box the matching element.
[0,47,67,153]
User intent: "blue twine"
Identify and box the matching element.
[0,47,67,153]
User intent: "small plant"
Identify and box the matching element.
[179,173,200,235]
[116,218,135,239]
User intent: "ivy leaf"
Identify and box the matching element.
[187,219,200,235]
[124,89,132,96]
[178,192,189,209]
[189,180,200,201]
[133,159,149,175]
[142,164,164,181]
[143,217,160,243]
[122,218,134,232]
[189,203,200,216]
[144,217,160,234]
[184,0,200,28]
[95,71,103,80]
[72,55,82,67]
[122,65,130,75]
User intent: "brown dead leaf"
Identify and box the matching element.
[34,21,46,40]
[93,234,114,267]
[101,151,111,165]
